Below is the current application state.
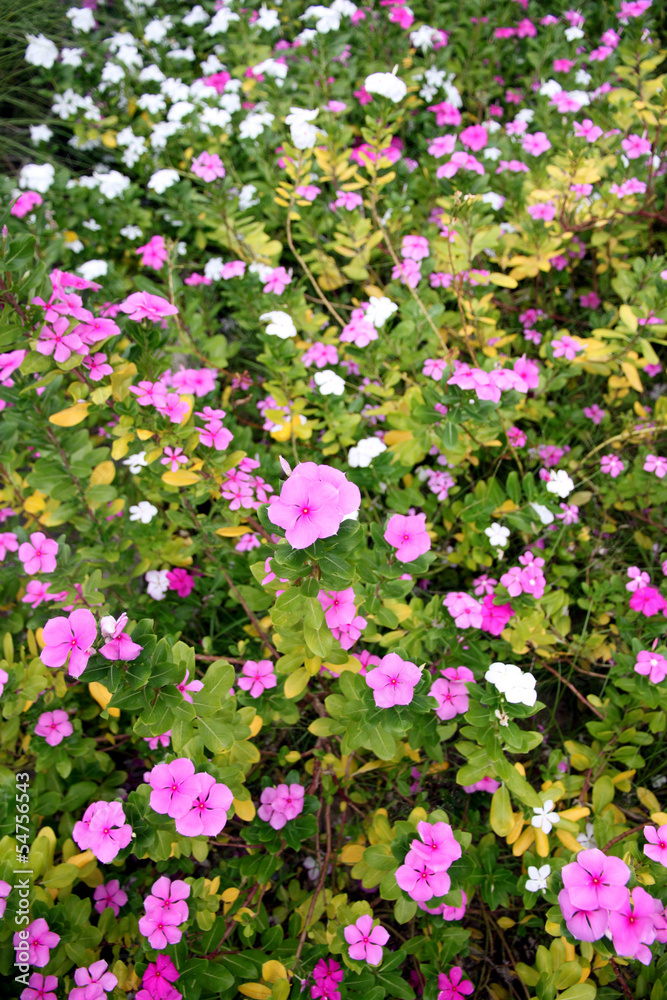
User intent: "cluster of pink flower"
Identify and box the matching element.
[558,848,666,964]
[396,820,462,902]
[238,659,277,697]
[138,876,190,950]
[267,461,360,549]
[258,782,305,830]
[446,358,537,402]
[40,609,142,679]
[73,800,132,863]
[195,405,233,450]
[310,958,344,1000]
[148,757,234,837]
[500,553,547,600]
[424,468,456,501]
[340,307,378,349]
[318,587,367,649]
[220,457,274,510]
[137,235,169,270]
[136,955,181,1000]
[257,394,290,432]
[365,653,422,708]
[33,269,120,367]
[384,512,431,563]
[70,960,118,1000]
[191,150,226,181]
[302,341,339,368]
[130,367,216,424]
[430,667,475,720]
[443,592,483,629]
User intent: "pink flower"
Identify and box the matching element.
[258,782,305,829]
[11,191,43,217]
[480,594,515,635]
[420,890,467,921]
[522,132,551,156]
[238,659,276,698]
[365,653,421,708]
[344,915,389,966]
[411,820,462,869]
[191,151,226,181]
[626,566,651,592]
[436,151,485,179]
[437,967,474,1000]
[630,586,667,617]
[459,125,488,151]
[428,135,456,157]
[508,426,527,447]
[0,879,10,919]
[340,314,377,348]
[318,587,357,628]
[166,567,195,598]
[396,849,451,901]
[295,184,321,201]
[161,446,188,472]
[263,266,292,295]
[622,134,651,159]
[600,454,624,477]
[609,886,656,963]
[528,202,556,222]
[472,574,497,597]
[0,531,18,561]
[149,759,200,818]
[20,974,58,1000]
[644,454,667,478]
[136,235,169,270]
[442,592,483,629]
[463,777,500,793]
[34,709,72,746]
[302,342,339,368]
[94,879,128,916]
[401,235,430,261]
[634,650,667,684]
[70,961,117,1000]
[422,358,448,380]
[144,876,190,923]
[18,532,58,574]
[268,463,360,549]
[120,292,179,322]
[429,102,462,126]
[174,773,233,837]
[140,955,180,1000]
[644,825,667,866]
[83,351,113,381]
[40,609,97,679]
[13,919,60,968]
[552,334,582,360]
[583,403,605,424]
[562,848,630,910]
[384,513,431,563]
[558,888,608,941]
[138,908,184,951]
[76,800,132,863]
[430,667,475,720]
[177,668,203,701]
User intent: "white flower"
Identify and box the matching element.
[260,310,296,339]
[61,47,84,67]
[82,219,101,231]
[77,260,108,281]
[239,112,274,140]
[168,46,195,62]
[183,5,209,27]
[410,25,439,51]
[145,569,169,600]
[482,192,504,211]
[484,522,510,547]
[130,501,158,524]
[65,239,84,253]
[530,502,555,525]
[256,6,281,30]
[546,470,574,499]
[531,800,559,835]
[364,71,408,103]
[365,296,398,328]
[525,864,551,893]
[314,370,345,396]
[66,7,95,32]
[25,34,58,68]
[249,262,274,282]
[95,169,131,199]
[100,614,124,640]
[575,69,592,86]
[483,146,502,161]
[30,125,52,144]
[147,169,180,193]
[138,64,165,83]
[18,163,54,193]
[119,223,142,239]
[486,661,537,707]
[123,451,148,474]
[486,661,522,691]
[302,5,341,32]
[564,26,584,41]
[144,16,172,43]
[238,184,259,209]
[167,101,195,122]
[286,106,319,149]
[117,44,143,68]
[204,8,240,34]
[348,437,387,468]
[576,822,596,850]
[539,79,563,98]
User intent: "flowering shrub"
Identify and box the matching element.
[1,1,667,999]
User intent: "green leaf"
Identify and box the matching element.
[272,588,304,626]
[192,660,235,715]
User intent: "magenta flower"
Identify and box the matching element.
[634,650,667,684]
[145,877,190,924]
[365,653,421,708]
[609,886,656,963]
[70,960,117,1000]
[177,668,203,702]
[412,820,462,869]
[396,849,451,901]
[94,879,128,916]
[559,887,610,941]
[167,567,195,598]
[269,462,360,549]
[437,967,474,1000]
[600,454,624,477]
[34,709,73,746]
[100,630,143,661]
[40,609,97,679]
[237,660,277,698]
[138,908,184,951]
[73,800,132,863]
[18,532,58,574]
[384,513,431,563]
[174,773,233,837]
[161,446,188,472]
[136,235,169,270]
[149,759,200,818]
[318,587,357,628]
[0,879,10,919]
[20,974,58,1000]
[480,595,515,636]
[430,668,475,720]
[644,825,667,866]
[463,777,501,793]
[420,890,468,921]
[344,915,389,965]
[11,190,43,217]
[192,151,226,181]
[629,586,667,617]
[13,918,60,968]
[119,292,179,322]
[140,955,180,1000]
[258,782,305,830]
[562,849,630,910]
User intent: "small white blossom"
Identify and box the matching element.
[314,370,345,396]
[531,800,559,835]
[348,437,387,468]
[77,260,108,281]
[123,451,148,474]
[530,502,555,525]
[546,469,575,499]
[365,296,398,328]
[18,163,55,193]
[25,34,58,68]
[260,310,297,339]
[525,864,551,893]
[147,169,180,194]
[129,501,158,524]
[66,7,95,32]
[30,125,53,144]
[364,71,407,103]
[145,569,169,600]
[484,522,510,547]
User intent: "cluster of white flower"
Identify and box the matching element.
[485,661,537,707]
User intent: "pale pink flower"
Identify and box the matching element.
[396,849,451,901]
[20,974,58,1000]
[644,454,667,478]
[34,709,72,746]
[70,960,117,1000]
[13,919,60,968]
[18,532,58,574]
[258,783,305,829]
[384,513,431,562]
[120,292,179,322]
[40,609,97,679]
[174,773,233,837]
[191,151,226,181]
[600,454,624,477]
[94,879,127,916]
[365,653,421,708]
[634,650,667,684]
[238,659,276,698]
[149,758,200,818]
[344,915,389,965]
